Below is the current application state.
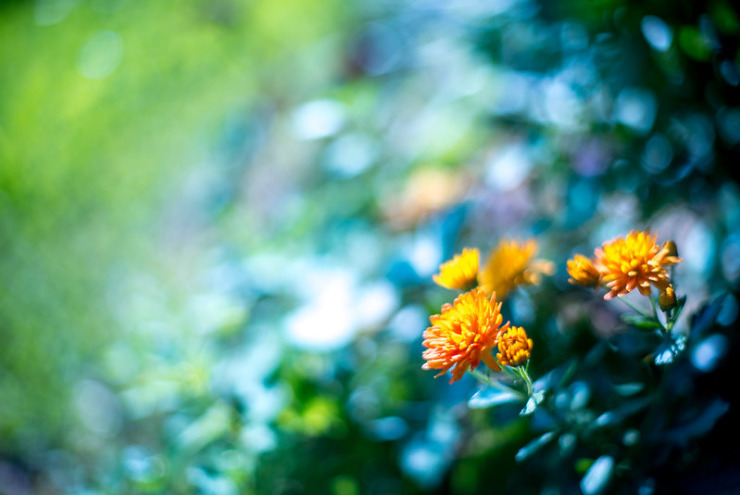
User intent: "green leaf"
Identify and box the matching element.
[515,431,557,462]
[691,294,728,336]
[468,386,524,409]
[575,458,594,474]
[613,383,644,396]
[621,315,662,330]
[710,1,740,34]
[679,26,712,61]
[581,456,614,495]
[519,391,545,416]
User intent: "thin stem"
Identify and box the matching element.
[617,296,652,319]
[649,294,669,333]
[519,367,534,396]
[506,366,533,396]
[665,310,675,331]
[502,365,521,381]
[666,299,682,332]
[647,294,680,356]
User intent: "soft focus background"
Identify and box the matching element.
[1,0,740,493]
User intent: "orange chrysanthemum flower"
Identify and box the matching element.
[567,254,601,288]
[497,326,533,367]
[594,230,682,300]
[422,288,509,383]
[478,239,554,299]
[433,248,479,290]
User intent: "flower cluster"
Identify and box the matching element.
[419,226,705,493]
[423,230,684,389]
[423,239,549,383]
[433,239,553,299]
[567,230,682,306]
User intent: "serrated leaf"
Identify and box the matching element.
[520,397,537,416]
[519,391,545,416]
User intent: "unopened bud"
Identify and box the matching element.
[497,326,533,367]
[663,240,678,258]
[659,286,677,311]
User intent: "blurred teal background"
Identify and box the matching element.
[1,0,740,493]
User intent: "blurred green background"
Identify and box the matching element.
[1,0,740,493]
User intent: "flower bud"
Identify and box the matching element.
[497,326,533,367]
[659,286,677,311]
[662,240,678,258]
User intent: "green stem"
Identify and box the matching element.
[617,296,652,319]
[519,367,534,396]
[666,300,682,332]
[649,294,669,333]
[506,366,534,397]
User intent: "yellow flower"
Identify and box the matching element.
[497,326,533,367]
[433,248,479,290]
[658,286,677,311]
[594,230,682,300]
[422,288,509,383]
[478,239,554,299]
[567,254,601,288]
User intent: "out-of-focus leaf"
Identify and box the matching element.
[520,391,545,416]
[613,383,644,396]
[575,458,594,475]
[678,26,713,61]
[468,386,523,409]
[667,295,688,326]
[620,314,662,330]
[690,333,729,372]
[580,455,614,495]
[691,295,728,336]
[665,398,730,446]
[592,397,652,428]
[177,403,232,453]
[533,361,577,393]
[710,1,740,34]
[515,431,556,462]
[521,397,537,416]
